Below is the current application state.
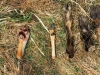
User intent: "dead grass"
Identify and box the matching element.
[0,0,100,75]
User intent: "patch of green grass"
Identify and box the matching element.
[0,7,3,11]
[47,18,53,23]
[57,20,66,49]
[74,66,82,72]
[0,58,4,65]
[46,68,60,75]
[94,64,100,70]
[9,10,33,22]
[33,66,44,75]
[96,0,100,3]
[24,41,34,61]
[0,24,6,28]
[30,24,50,57]
[54,0,70,3]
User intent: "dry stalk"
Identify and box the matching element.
[70,0,93,21]
[33,14,50,33]
[30,37,45,56]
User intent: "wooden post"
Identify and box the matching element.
[50,24,55,59]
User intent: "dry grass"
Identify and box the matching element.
[0,0,100,75]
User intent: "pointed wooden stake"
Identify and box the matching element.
[50,24,56,59]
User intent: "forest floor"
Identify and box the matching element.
[0,0,100,75]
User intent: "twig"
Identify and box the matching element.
[30,37,45,56]
[70,0,93,21]
[33,14,50,33]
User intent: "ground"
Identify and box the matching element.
[0,0,100,75]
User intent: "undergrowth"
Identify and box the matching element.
[0,0,100,75]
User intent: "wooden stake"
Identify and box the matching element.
[50,24,55,59]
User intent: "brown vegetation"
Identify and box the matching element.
[0,0,100,75]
